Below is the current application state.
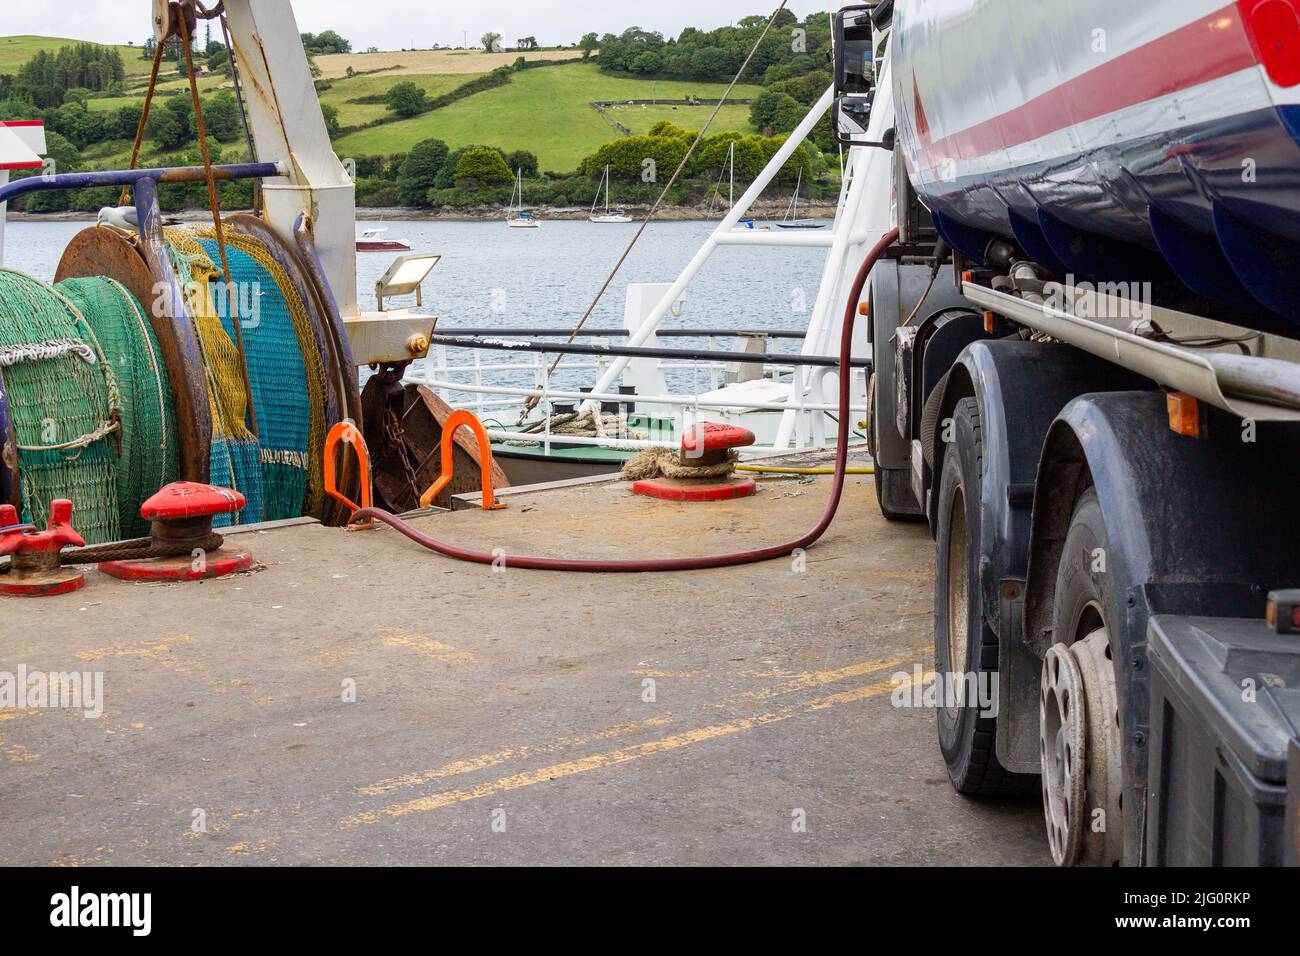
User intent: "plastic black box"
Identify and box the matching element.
[1146,616,1300,866]
[1288,739,1299,867]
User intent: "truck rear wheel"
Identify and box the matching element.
[1041,487,1125,865]
[933,397,1035,795]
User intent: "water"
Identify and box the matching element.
[4,217,830,402]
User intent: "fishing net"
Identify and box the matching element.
[56,276,179,537]
[1,222,331,541]
[0,268,122,544]
[165,229,264,527]
[194,231,326,521]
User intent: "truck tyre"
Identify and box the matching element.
[934,397,1036,795]
[1042,486,1125,865]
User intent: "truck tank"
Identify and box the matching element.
[890,0,1300,329]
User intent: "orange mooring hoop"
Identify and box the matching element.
[419,409,506,511]
[324,421,373,529]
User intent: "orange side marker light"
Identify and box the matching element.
[1166,391,1201,438]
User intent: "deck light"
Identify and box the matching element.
[375,253,440,311]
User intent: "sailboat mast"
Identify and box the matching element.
[728,141,734,208]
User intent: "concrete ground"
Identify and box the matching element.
[1,458,1048,866]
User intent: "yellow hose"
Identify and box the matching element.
[735,464,875,476]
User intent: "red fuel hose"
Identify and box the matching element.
[351,226,902,572]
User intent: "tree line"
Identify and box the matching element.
[350,120,822,211]
[595,12,831,85]
[3,43,127,109]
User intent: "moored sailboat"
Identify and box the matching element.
[506,168,540,228]
[589,164,634,223]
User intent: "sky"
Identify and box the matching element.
[4,1,836,50]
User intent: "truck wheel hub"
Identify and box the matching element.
[1039,630,1124,866]
[1040,643,1086,865]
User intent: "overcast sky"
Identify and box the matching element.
[5,1,835,50]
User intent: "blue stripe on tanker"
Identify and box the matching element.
[919,104,1300,327]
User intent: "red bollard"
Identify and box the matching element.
[0,500,87,597]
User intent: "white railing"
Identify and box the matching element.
[409,341,867,458]
[415,333,813,423]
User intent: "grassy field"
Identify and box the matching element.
[4,36,765,180]
[0,35,154,77]
[614,103,755,137]
[334,62,760,171]
[313,48,586,80]
[319,72,478,128]
[85,77,228,112]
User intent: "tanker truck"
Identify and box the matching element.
[839,0,1300,865]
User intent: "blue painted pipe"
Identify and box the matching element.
[0,161,282,206]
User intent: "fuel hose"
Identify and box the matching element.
[350,227,902,572]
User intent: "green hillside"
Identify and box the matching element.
[319,72,476,128]
[0,34,152,77]
[333,62,761,172]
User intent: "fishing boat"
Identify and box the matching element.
[356,227,411,251]
[589,164,634,223]
[774,167,825,229]
[506,168,540,228]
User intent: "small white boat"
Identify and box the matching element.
[356,227,411,251]
[711,142,771,231]
[506,169,540,228]
[589,164,634,223]
[774,168,825,230]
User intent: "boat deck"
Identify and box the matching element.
[3,453,1047,865]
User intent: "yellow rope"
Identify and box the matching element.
[734,464,876,475]
[165,228,254,445]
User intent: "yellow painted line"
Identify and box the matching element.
[3,742,40,762]
[354,654,911,798]
[225,838,277,855]
[311,628,474,666]
[357,715,675,796]
[727,653,913,705]
[340,670,930,828]
[0,708,40,721]
[380,631,475,664]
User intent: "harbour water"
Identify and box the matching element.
[4,217,830,400]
